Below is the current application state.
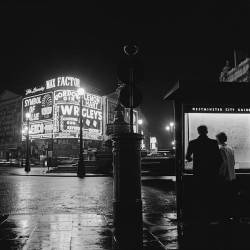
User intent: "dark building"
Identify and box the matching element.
[220,57,250,82]
[0,90,22,160]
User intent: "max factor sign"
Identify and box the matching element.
[46,77,80,90]
[25,77,81,95]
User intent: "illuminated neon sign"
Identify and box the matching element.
[46,77,80,90]
[22,76,104,140]
[185,105,250,113]
[25,86,45,95]
[54,89,79,104]
[22,92,53,122]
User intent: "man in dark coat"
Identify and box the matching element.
[186,125,222,178]
[186,125,223,221]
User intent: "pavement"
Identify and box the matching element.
[1,167,250,249]
[0,212,178,250]
[0,173,177,249]
[0,166,109,177]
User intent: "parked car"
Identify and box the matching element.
[0,159,23,167]
[141,151,175,176]
[57,157,74,165]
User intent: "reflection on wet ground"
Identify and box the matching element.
[3,212,250,249]
[0,214,112,249]
[2,176,250,249]
[0,213,178,249]
[143,212,178,249]
[0,176,179,249]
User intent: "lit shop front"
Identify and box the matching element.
[184,105,250,171]
[164,82,250,173]
[22,76,103,157]
[164,81,250,220]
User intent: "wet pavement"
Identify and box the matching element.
[0,174,177,249]
[1,170,250,249]
[0,166,107,177]
[0,212,178,249]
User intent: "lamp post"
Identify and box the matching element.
[137,119,145,149]
[25,112,30,172]
[137,119,143,133]
[77,87,85,177]
[138,119,143,125]
[165,121,175,149]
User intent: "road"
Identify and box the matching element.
[1,169,250,249]
[0,174,176,216]
[0,171,177,249]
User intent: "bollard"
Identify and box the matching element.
[112,132,143,250]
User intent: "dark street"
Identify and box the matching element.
[1,168,250,249]
[0,171,177,249]
[1,2,250,249]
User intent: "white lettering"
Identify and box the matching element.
[24,97,41,107]
[46,79,56,89]
[54,90,78,103]
[30,123,44,134]
[56,77,80,88]
[74,106,79,116]
[25,86,45,95]
[60,105,73,116]
[41,107,52,116]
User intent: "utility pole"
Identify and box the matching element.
[25,112,30,172]
[113,44,143,250]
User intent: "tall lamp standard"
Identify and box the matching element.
[77,87,85,177]
[165,121,175,149]
[137,119,143,133]
[25,112,31,172]
[137,119,146,150]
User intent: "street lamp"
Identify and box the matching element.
[166,121,175,149]
[25,112,30,172]
[137,119,143,134]
[137,119,145,149]
[77,87,85,177]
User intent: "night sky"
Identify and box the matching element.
[1,2,250,148]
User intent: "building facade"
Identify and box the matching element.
[220,58,250,82]
[0,76,145,160]
[20,76,141,159]
[0,90,22,160]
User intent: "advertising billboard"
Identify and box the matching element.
[22,77,103,141]
[54,91,103,140]
[28,121,53,139]
[22,92,53,122]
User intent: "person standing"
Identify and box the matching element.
[186,125,222,178]
[216,132,236,219]
[216,132,236,181]
[186,125,223,221]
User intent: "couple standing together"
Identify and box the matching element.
[186,125,236,220]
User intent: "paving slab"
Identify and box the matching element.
[0,213,177,249]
